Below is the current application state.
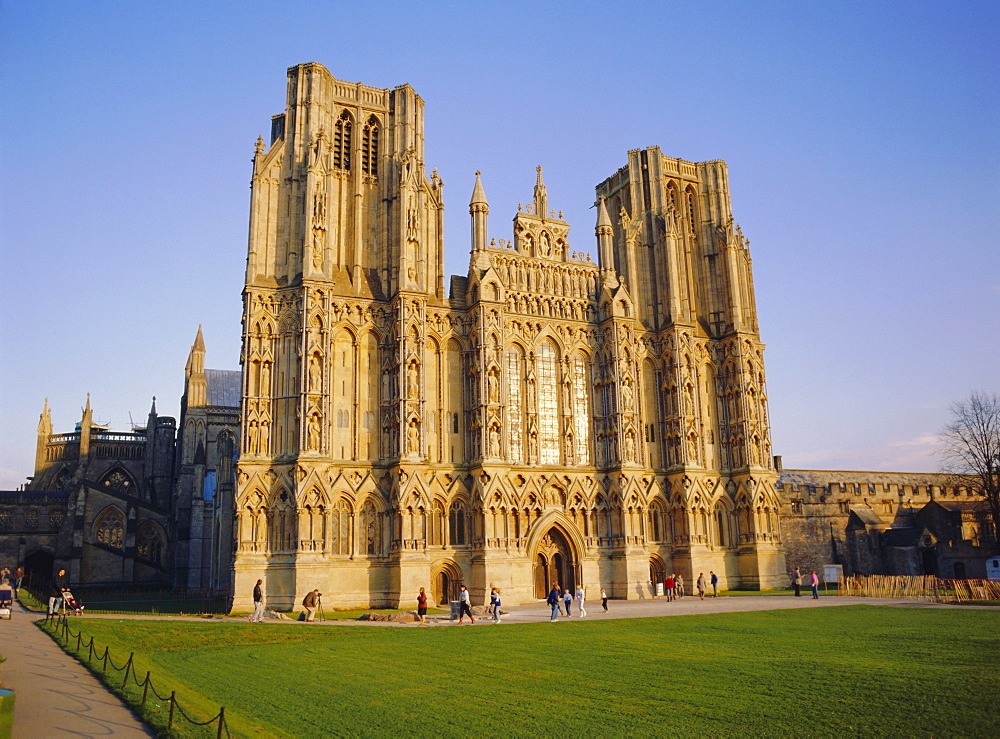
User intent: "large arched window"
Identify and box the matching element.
[362,115,380,176]
[333,110,352,170]
[572,353,591,464]
[135,520,166,565]
[507,347,524,464]
[449,502,467,546]
[94,506,126,550]
[537,341,559,464]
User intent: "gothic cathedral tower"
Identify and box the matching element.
[232,64,784,611]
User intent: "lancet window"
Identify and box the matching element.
[572,354,590,464]
[538,341,559,464]
[507,348,524,464]
[333,110,352,170]
[362,115,379,176]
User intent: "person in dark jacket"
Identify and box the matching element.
[49,568,68,615]
[302,589,320,621]
[251,579,265,622]
[547,584,562,621]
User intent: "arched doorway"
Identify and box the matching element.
[532,527,576,598]
[24,549,54,593]
[649,555,666,587]
[431,560,463,606]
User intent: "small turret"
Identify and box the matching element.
[34,398,52,472]
[185,326,208,408]
[595,196,618,288]
[469,171,491,270]
[533,165,548,217]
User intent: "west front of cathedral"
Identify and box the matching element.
[230,62,785,610]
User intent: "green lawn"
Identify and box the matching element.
[43,606,999,737]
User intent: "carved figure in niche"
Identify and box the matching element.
[487,368,499,404]
[620,378,634,410]
[248,420,258,453]
[540,233,551,257]
[259,362,271,396]
[309,354,321,392]
[308,414,321,451]
[407,421,420,454]
[488,426,501,458]
[564,433,574,464]
[259,420,270,455]
[687,434,698,460]
[624,432,636,462]
[407,362,419,399]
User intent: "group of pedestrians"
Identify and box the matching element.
[0,566,24,598]
[545,584,595,621]
[791,567,820,598]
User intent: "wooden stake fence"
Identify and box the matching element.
[838,575,1000,603]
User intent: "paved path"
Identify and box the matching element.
[1,600,153,738]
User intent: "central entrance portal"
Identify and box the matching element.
[533,526,576,598]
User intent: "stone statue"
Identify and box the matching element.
[488,426,501,458]
[408,362,419,399]
[309,355,321,392]
[407,422,420,454]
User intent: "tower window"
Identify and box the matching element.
[362,115,380,177]
[333,111,352,170]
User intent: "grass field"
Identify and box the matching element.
[45,605,999,737]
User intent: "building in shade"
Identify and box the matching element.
[230,62,786,611]
[1,329,238,592]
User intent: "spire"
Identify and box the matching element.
[186,327,208,408]
[596,197,618,289]
[596,196,612,231]
[149,396,157,416]
[533,165,548,217]
[469,170,488,212]
[37,398,52,435]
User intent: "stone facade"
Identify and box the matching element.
[231,63,786,612]
[775,464,995,580]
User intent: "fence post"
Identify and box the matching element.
[168,691,176,729]
[122,653,133,689]
[141,672,150,706]
[102,646,109,673]
[217,706,226,739]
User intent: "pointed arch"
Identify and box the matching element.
[98,467,137,496]
[135,519,166,566]
[333,109,353,170]
[362,115,380,176]
[537,339,559,464]
[92,505,126,550]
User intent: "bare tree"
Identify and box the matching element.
[939,391,1000,551]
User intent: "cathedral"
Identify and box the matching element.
[6,62,991,609]
[230,62,785,611]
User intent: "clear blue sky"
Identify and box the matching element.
[1,1,997,488]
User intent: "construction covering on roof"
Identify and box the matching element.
[205,369,241,408]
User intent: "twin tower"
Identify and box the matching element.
[233,62,784,611]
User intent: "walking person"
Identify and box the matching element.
[547,584,561,621]
[575,586,587,617]
[490,587,502,623]
[458,584,475,624]
[13,566,23,598]
[251,579,265,622]
[697,573,706,600]
[792,566,802,597]
[665,574,675,602]
[710,571,718,597]
[676,574,685,598]
[302,589,320,621]
[49,568,68,616]
[417,587,429,625]
[810,570,820,599]
[563,589,573,617]
[601,587,608,612]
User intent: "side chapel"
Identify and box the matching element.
[232,62,786,610]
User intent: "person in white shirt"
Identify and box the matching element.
[458,585,475,624]
[575,586,586,617]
